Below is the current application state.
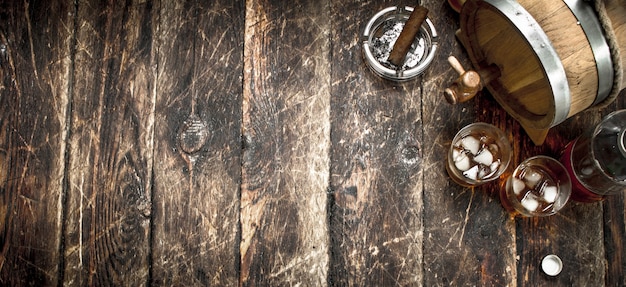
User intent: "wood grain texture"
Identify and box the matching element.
[421,2,517,286]
[328,0,424,285]
[63,0,154,285]
[604,94,626,287]
[241,0,330,285]
[520,98,625,287]
[150,0,243,285]
[507,113,604,286]
[0,0,623,286]
[0,1,72,285]
[521,0,597,118]
[604,193,626,286]
[509,102,624,287]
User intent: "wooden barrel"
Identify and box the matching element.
[457,0,624,138]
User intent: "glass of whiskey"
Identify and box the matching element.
[500,156,572,217]
[447,122,512,187]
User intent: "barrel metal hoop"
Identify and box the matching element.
[485,0,571,128]
[564,0,614,107]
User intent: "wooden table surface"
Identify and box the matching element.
[1,0,624,286]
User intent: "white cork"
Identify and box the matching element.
[541,254,563,276]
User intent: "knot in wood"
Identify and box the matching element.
[177,114,209,154]
[400,145,420,166]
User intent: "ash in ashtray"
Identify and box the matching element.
[369,21,426,70]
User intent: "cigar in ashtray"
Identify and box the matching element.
[362,6,438,81]
[388,6,429,67]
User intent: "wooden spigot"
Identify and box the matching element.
[444,56,482,104]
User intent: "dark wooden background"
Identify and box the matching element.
[0,0,624,286]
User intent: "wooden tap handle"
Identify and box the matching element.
[444,56,482,104]
[448,56,466,75]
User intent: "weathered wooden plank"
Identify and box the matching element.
[509,101,620,286]
[0,1,72,285]
[327,0,425,285]
[504,95,623,286]
[150,0,243,285]
[605,93,626,286]
[420,2,517,286]
[0,1,623,285]
[604,191,626,287]
[434,7,622,287]
[63,0,154,285]
[517,119,601,285]
[514,204,605,286]
[513,100,624,286]
[240,0,331,285]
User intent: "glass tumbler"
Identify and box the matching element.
[447,122,512,187]
[500,156,571,217]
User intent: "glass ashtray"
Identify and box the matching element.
[362,6,438,81]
